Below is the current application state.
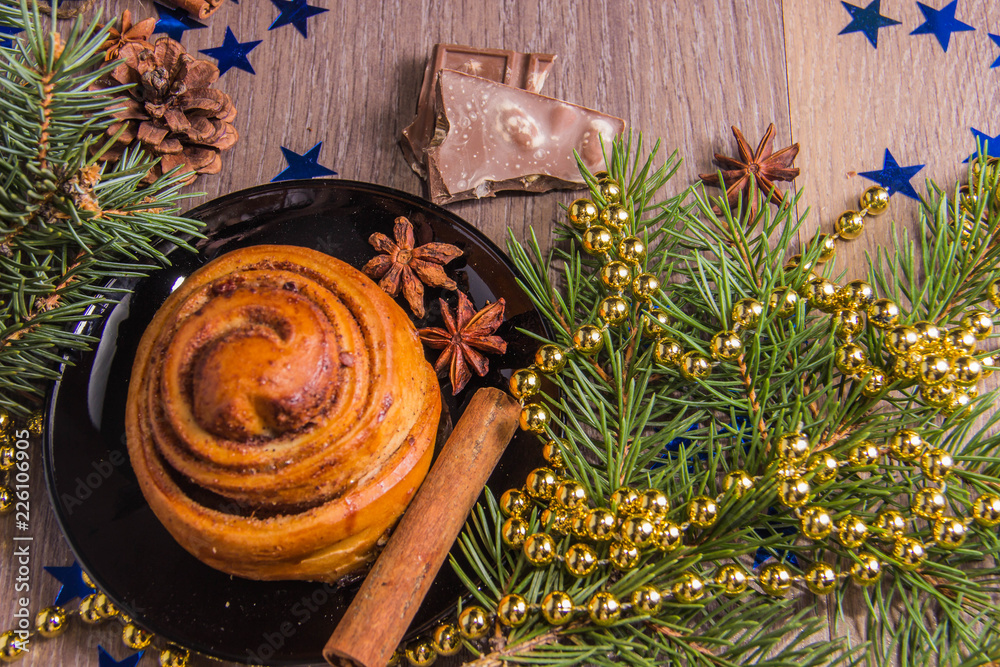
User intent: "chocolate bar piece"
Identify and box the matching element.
[400,44,557,177]
[425,70,625,205]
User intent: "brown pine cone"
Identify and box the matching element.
[97,37,238,183]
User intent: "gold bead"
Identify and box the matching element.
[541,591,575,625]
[805,279,838,311]
[709,330,743,361]
[679,351,712,381]
[921,382,955,408]
[432,623,462,656]
[688,495,718,528]
[946,328,978,355]
[961,311,993,339]
[850,554,882,585]
[542,439,564,468]
[672,573,706,603]
[26,412,42,437]
[500,489,529,517]
[971,157,998,183]
[952,355,982,385]
[784,254,816,275]
[0,487,11,514]
[912,487,947,519]
[892,537,927,571]
[714,565,749,596]
[835,343,867,375]
[631,273,660,300]
[835,210,865,239]
[600,261,632,291]
[618,236,646,265]
[867,299,900,329]
[860,185,890,215]
[768,287,799,318]
[587,591,621,626]
[569,512,590,537]
[457,606,490,639]
[599,179,624,205]
[631,585,663,614]
[567,198,599,228]
[582,226,614,254]
[534,345,566,373]
[657,522,683,551]
[564,543,598,577]
[920,448,953,482]
[653,337,684,365]
[523,532,556,566]
[497,593,529,627]
[159,646,190,667]
[620,515,657,548]
[34,607,68,638]
[838,280,876,309]
[932,517,967,550]
[642,309,671,338]
[572,325,604,355]
[598,296,629,325]
[804,563,838,595]
[837,515,869,548]
[887,325,921,355]
[891,351,922,381]
[501,517,527,548]
[525,467,558,500]
[847,441,880,467]
[636,489,670,517]
[732,298,764,328]
[0,408,10,436]
[861,366,888,397]
[509,368,541,400]
[723,470,754,497]
[0,631,23,662]
[919,355,951,386]
[973,494,1000,527]
[609,540,640,570]
[405,640,436,667]
[585,508,617,540]
[600,203,631,230]
[874,510,907,539]
[980,352,996,377]
[800,506,833,540]
[946,388,973,415]
[814,234,837,263]
[809,454,839,483]
[519,403,550,433]
[889,429,925,461]
[0,447,13,471]
[778,477,811,508]
[776,432,810,465]
[122,622,153,650]
[555,481,588,510]
[832,309,864,340]
[913,320,942,347]
[759,563,793,596]
[988,278,1000,310]
[611,486,640,515]
[93,592,117,618]
[78,593,104,624]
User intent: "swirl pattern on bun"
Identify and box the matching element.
[125,245,440,582]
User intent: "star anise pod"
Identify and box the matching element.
[699,123,799,222]
[418,292,507,395]
[100,10,156,61]
[363,216,463,318]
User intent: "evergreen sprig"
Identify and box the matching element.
[450,135,1000,665]
[0,1,202,416]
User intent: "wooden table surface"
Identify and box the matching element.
[3,0,997,664]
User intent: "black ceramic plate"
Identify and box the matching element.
[44,180,546,666]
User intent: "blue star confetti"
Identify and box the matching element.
[838,1,900,48]
[272,142,338,182]
[859,149,925,200]
[990,34,1000,68]
[44,561,96,606]
[98,647,144,667]
[0,24,22,49]
[199,27,262,76]
[964,127,1000,162]
[153,2,207,42]
[269,0,328,38]
[910,0,974,53]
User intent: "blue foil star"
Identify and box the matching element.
[964,127,1000,162]
[153,2,207,42]
[44,561,96,606]
[910,0,974,53]
[199,27,262,76]
[859,149,925,200]
[98,647,144,667]
[990,34,1000,68]
[839,1,901,48]
[0,24,23,49]
[272,142,338,182]
[269,0,328,38]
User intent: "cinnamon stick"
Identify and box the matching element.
[157,0,225,19]
[324,387,521,667]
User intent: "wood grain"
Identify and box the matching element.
[7,0,996,665]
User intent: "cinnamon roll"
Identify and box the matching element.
[125,245,441,582]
